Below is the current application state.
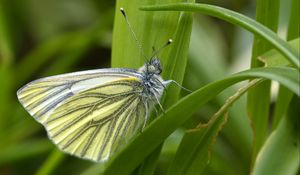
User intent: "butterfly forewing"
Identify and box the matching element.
[17,69,148,162]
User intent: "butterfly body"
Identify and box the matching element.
[17,58,168,162]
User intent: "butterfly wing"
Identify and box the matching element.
[17,69,148,162]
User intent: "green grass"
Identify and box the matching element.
[0,0,299,175]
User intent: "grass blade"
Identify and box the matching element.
[0,139,53,165]
[271,86,293,130]
[103,66,298,175]
[168,79,262,175]
[258,38,299,67]
[247,0,280,162]
[111,1,192,174]
[0,0,15,64]
[287,0,299,40]
[112,0,182,69]
[140,3,300,68]
[186,17,252,166]
[35,150,65,175]
[252,96,300,175]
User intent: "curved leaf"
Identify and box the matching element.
[103,66,299,175]
[168,79,262,175]
[252,96,300,175]
[111,0,191,174]
[112,0,182,69]
[259,38,300,67]
[140,3,300,68]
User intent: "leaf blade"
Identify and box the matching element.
[103,66,299,175]
[140,3,300,68]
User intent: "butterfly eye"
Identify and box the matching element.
[148,65,156,72]
[147,58,162,74]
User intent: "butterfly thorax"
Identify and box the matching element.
[138,58,165,100]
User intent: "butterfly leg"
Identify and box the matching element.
[163,80,192,93]
[152,92,165,114]
[141,101,150,131]
[153,105,160,117]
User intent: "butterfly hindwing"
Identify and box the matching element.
[17,69,148,161]
[45,78,147,161]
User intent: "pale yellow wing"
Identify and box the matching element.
[17,69,148,162]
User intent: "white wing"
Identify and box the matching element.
[17,68,141,123]
[17,68,148,161]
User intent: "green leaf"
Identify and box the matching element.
[168,79,262,175]
[36,150,65,175]
[252,96,300,175]
[248,79,271,162]
[42,31,94,76]
[271,0,299,137]
[16,23,104,84]
[161,9,193,107]
[258,38,300,67]
[0,0,15,64]
[287,0,299,40]
[168,114,228,175]
[271,86,293,130]
[112,0,182,69]
[140,3,300,68]
[103,66,298,175]
[15,32,76,83]
[247,0,279,162]
[186,17,252,165]
[0,139,53,165]
[0,66,13,136]
[111,0,193,174]
[136,149,161,175]
[80,164,105,175]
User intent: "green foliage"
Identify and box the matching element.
[0,0,299,175]
[259,38,299,67]
[140,3,299,68]
[252,96,300,175]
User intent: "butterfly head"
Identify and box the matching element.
[146,58,162,75]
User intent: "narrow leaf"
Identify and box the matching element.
[140,3,300,68]
[0,139,53,165]
[248,0,280,161]
[168,79,262,175]
[103,66,298,175]
[36,150,65,175]
[111,1,192,174]
[252,96,300,175]
[258,38,299,67]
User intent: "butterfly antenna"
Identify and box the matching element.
[150,39,173,59]
[120,8,148,61]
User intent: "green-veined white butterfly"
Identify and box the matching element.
[17,8,181,162]
[17,58,173,162]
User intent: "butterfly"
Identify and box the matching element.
[17,57,176,162]
[16,8,186,162]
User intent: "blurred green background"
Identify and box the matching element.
[0,0,297,175]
